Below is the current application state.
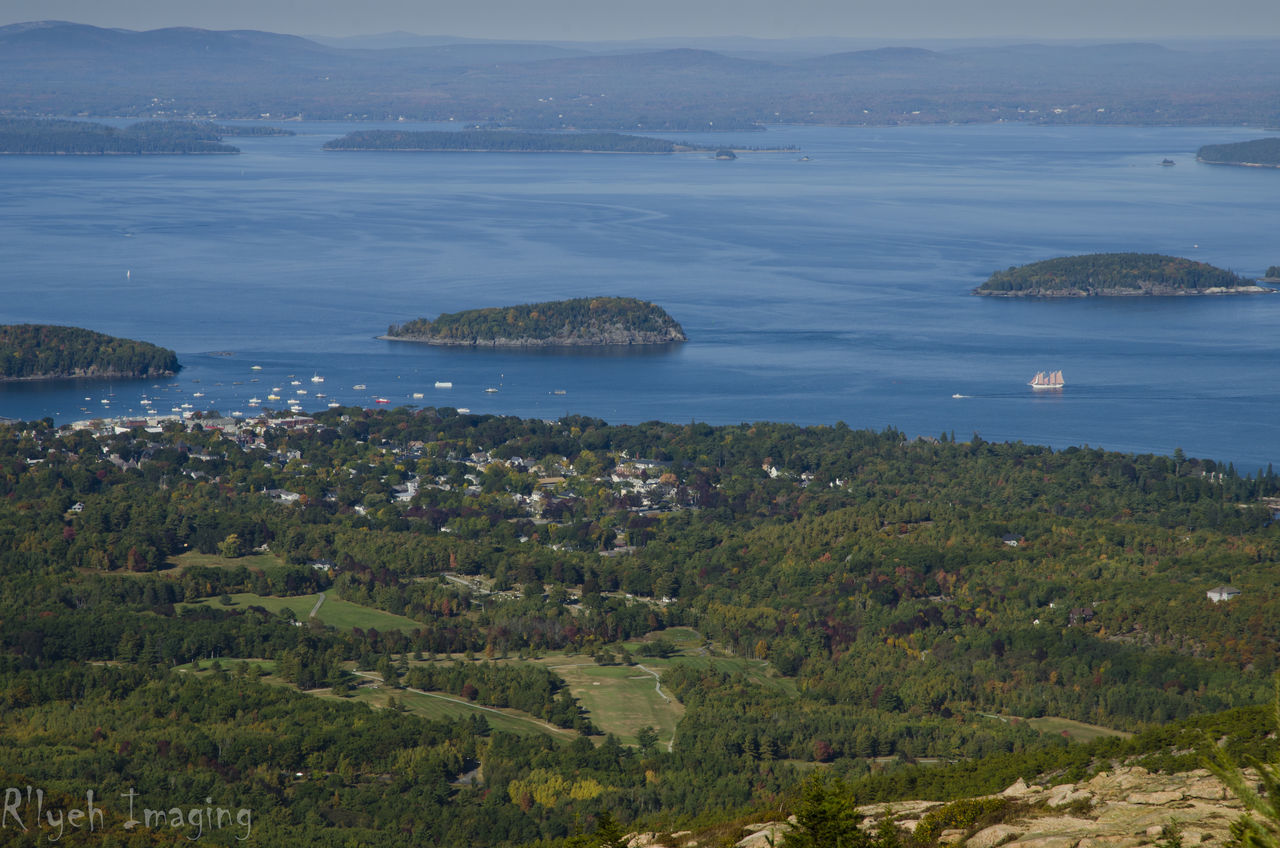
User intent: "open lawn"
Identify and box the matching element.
[163,550,289,575]
[181,592,423,633]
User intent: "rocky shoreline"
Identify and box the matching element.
[975,285,1275,298]
[379,328,687,347]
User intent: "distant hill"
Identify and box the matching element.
[974,253,1266,297]
[1197,137,1280,167]
[0,324,179,381]
[384,297,687,347]
[3,21,1280,129]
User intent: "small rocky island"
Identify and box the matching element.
[973,253,1272,297]
[0,324,180,381]
[384,297,687,347]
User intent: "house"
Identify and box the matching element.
[1207,586,1241,603]
[1002,533,1024,547]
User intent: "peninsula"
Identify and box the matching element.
[0,324,180,381]
[973,253,1270,297]
[384,297,687,347]
[323,129,709,154]
[0,118,240,155]
[1196,137,1280,168]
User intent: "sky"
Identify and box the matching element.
[0,0,1277,41]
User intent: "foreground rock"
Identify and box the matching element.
[632,767,1250,848]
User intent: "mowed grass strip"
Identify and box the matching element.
[1026,716,1133,742]
[181,592,422,633]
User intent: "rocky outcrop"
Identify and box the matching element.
[636,767,1252,848]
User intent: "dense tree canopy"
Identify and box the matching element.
[0,324,179,380]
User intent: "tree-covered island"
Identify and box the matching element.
[324,129,712,154]
[974,253,1270,297]
[385,297,687,347]
[0,324,179,381]
[1196,137,1280,167]
[0,118,243,155]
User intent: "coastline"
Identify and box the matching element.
[0,368,178,384]
[378,334,686,347]
[1196,157,1280,169]
[974,285,1275,297]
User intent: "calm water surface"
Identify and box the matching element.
[2,122,1278,468]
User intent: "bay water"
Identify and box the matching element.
[2,122,1278,469]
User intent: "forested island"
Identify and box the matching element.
[1,406,1279,845]
[324,129,710,153]
[1196,137,1280,167]
[0,118,242,154]
[385,297,688,346]
[0,324,179,380]
[974,253,1268,297]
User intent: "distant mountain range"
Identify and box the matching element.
[3,20,1279,129]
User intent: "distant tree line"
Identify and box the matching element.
[0,324,179,380]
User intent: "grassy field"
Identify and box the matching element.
[163,550,289,575]
[539,657,683,748]
[180,592,423,634]
[1026,716,1133,742]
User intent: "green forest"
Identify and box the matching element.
[386,297,687,345]
[323,130,702,153]
[0,118,241,154]
[1197,137,1280,167]
[1,407,1279,845]
[0,324,179,380]
[974,253,1254,296]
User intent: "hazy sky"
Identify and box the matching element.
[2,0,1277,41]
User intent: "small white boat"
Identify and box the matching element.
[412,392,424,399]
[553,389,567,395]
[314,393,326,398]
[100,399,110,404]
[192,392,204,397]
[266,393,281,401]
[457,407,471,413]
[952,393,966,399]
[327,401,340,408]
[248,397,262,404]
[296,389,307,395]
[231,411,244,417]
[353,384,367,390]
[290,380,301,386]
[434,381,452,389]
[375,397,390,404]
[310,374,324,383]
[250,365,263,371]
[484,387,499,393]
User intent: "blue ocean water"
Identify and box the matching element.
[2,122,1279,469]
